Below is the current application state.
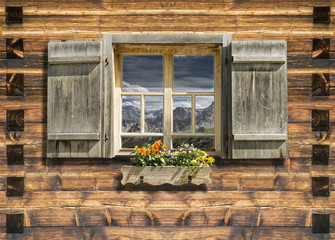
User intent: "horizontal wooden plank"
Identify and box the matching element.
[48,56,101,64]
[1,190,335,208]
[3,0,332,13]
[2,29,334,40]
[288,123,335,145]
[289,157,335,175]
[233,134,287,141]
[232,56,286,63]
[0,207,324,228]
[0,226,334,240]
[0,73,47,88]
[48,133,100,141]
[20,172,311,191]
[0,123,46,146]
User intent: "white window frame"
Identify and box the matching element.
[113,44,222,156]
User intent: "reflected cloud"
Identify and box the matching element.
[173,96,191,109]
[196,96,214,109]
[122,96,140,109]
[123,81,149,93]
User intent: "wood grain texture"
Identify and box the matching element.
[231,40,288,159]
[1,0,335,238]
[121,166,212,185]
[47,40,103,158]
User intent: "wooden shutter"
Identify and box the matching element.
[230,40,288,159]
[47,40,104,158]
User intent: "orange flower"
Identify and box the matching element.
[151,145,158,152]
[162,145,167,150]
[145,149,151,155]
[138,148,145,154]
[155,150,159,154]
[157,140,162,146]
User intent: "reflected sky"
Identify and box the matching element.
[122,55,163,93]
[173,55,214,92]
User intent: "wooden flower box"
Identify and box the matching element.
[121,166,212,185]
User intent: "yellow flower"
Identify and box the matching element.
[134,146,138,151]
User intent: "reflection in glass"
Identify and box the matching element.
[122,55,163,93]
[122,137,163,148]
[145,96,163,133]
[173,55,214,92]
[196,96,214,133]
[173,137,215,150]
[122,96,140,133]
[173,96,191,133]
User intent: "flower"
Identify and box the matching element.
[138,148,145,154]
[130,141,214,170]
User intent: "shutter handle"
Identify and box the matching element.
[105,58,109,65]
[105,134,109,141]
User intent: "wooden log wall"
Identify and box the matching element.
[0,0,335,239]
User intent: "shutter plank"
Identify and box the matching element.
[231,40,288,159]
[48,133,100,140]
[47,40,103,158]
[233,134,287,141]
[232,56,286,63]
[49,56,101,64]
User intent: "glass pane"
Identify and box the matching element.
[196,96,214,133]
[122,55,163,92]
[173,96,191,133]
[122,136,163,148]
[173,137,215,150]
[173,55,214,92]
[122,96,140,133]
[145,96,163,133]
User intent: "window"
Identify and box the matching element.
[114,44,221,156]
[46,34,288,159]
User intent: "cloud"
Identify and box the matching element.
[196,96,214,109]
[123,81,150,93]
[122,96,140,109]
[173,96,191,109]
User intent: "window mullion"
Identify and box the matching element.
[164,53,173,149]
[140,94,145,134]
[192,94,196,134]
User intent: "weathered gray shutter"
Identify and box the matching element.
[230,40,288,159]
[47,40,104,158]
